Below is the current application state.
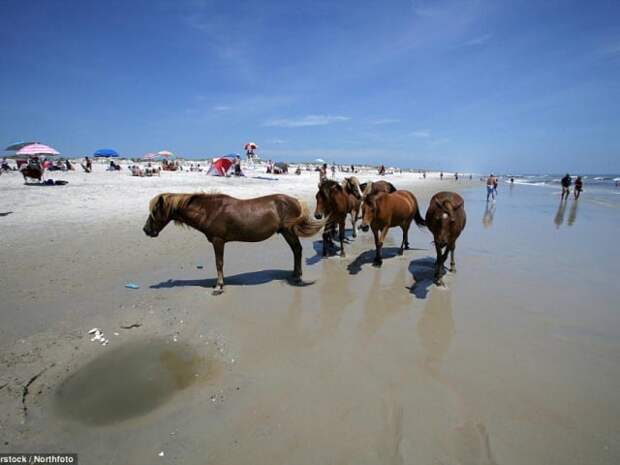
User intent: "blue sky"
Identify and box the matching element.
[1,0,619,173]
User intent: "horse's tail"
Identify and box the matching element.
[413,205,426,227]
[287,200,326,237]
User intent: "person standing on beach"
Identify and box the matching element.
[440,171,444,180]
[486,173,497,201]
[319,163,328,182]
[454,172,459,181]
[561,173,571,199]
[574,176,583,199]
[331,164,336,178]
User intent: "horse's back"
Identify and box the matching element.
[378,190,418,224]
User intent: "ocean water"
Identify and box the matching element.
[503,174,620,207]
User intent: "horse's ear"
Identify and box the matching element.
[157,195,165,208]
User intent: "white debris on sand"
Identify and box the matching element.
[88,328,109,346]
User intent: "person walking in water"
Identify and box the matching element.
[486,173,497,201]
[574,176,583,199]
[561,173,571,200]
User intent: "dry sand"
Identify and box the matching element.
[1,168,619,464]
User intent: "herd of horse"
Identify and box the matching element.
[143,177,466,294]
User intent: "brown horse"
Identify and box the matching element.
[425,192,466,285]
[360,180,396,197]
[314,180,351,256]
[341,176,363,237]
[143,193,325,294]
[360,190,425,265]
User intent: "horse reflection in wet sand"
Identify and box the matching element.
[425,192,466,285]
[143,193,325,294]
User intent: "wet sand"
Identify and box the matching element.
[1,180,619,464]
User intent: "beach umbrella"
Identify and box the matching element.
[15,143,59,157]
[93,148,119,158]
[5,141,38,151]
[244,142,257,151]
[142,152,158,160]
[157,150,175,159]
[315,158,325,164]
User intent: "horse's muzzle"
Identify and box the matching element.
[360,224,369,232]
[143,226,158,237]
[314,213,323,220]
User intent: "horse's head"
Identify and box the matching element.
[143,194,173,237]
[360,194,378,232]
[314,180,340,220]
[342,176,362,199]
[431,199,456,247]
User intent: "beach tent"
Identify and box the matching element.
[207,154,237,176]
[93,148,119,158]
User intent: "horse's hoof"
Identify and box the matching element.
[450,267,456,273]
[212,287,224,296]
[373,260,383,267]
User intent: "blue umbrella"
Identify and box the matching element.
[5,141,38,151]
[93,148,119,158]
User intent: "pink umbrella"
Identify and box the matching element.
[143,152,157,160]
[16,143,59,157]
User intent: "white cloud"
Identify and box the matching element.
[213,105,231,111]
[411,129,431,138]
[269,139,286,144]
[461,33,493,47]
[371,118,401,125]
[264,115,350,128]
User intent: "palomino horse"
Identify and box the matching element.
[425,191,466,285]
[313,180,351,257]
[360,190,425,265]
[143,193,325,294]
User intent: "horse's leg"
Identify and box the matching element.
[212,238,225,294]
[449,244,456,273]
[351,209,358,238]
[372,228,382,266]
[282,229,303,281]
[339,218,346,257]
[322,229,329,257]
[434,243,448,285]
[399,221,411,255]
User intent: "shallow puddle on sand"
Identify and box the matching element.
[54,338,213,425]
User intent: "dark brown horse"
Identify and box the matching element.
[314,180,351,256]
[425,192,466,285]
[360,190,425,265]
[143,193,325,293]
[360,180,396,197]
